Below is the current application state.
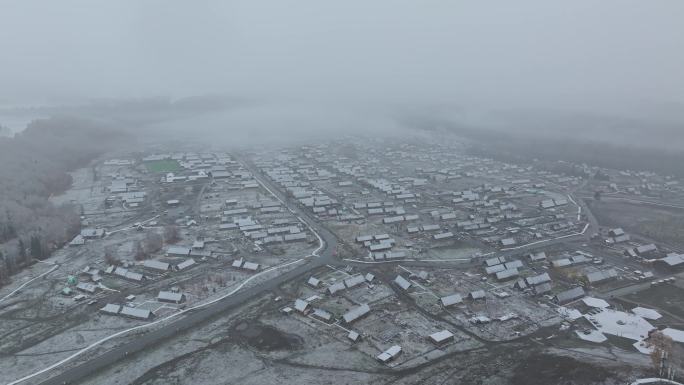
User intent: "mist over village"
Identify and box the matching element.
[1,2,684,385]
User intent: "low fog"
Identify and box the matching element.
[1,1,683,147]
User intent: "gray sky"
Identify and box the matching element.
[1,1,683,123]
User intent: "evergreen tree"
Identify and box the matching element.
[18,239,26,259]
[0,250,7,285]
[30,235,42,260]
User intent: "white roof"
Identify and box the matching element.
[143,260,170,271]
[125,271,144,281]
[176,259,196,270]
[158,291,183,302]
[120,306,152,320]
[525,273,551,286]
[369,242,392,251]
[484,256,505,266]
[534,282,553,294]
[634,339,654,355]
[305,295,320,303]
[610,228,625,236]
[582,297,610,308]
[243,262,259,271]
[555,287,585,303]
[662,328,684,343]
[636,244,658,254]
[294,299,310,313]
[429,330,454,343]
[504,260,523,270]
[356,235,373,242]
[344,275,366,288]
[485,264,506,275]
[552,258,572,268]
[440,294,463,307]
[394,275,412,290]
[433,232,454,240]
[575,329,607,343]
[377,345,402,362]
[342,303,370,323]
[557,307,583,320]
[585,309,654,341]
[166,246,192,255]
[586,269,618,283]
[284,233,307,241]
[495,268,519,280]
[631,307,662,320]
[100,304,121,314]
[659,254,684,266]
[500,238,516,246]
[327,281,346,295]
[76,282,97,293]
[312,308,332,321]
[69,235,85,245]
[529,251,547,261]
[80,228,105,237]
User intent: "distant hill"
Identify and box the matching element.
[404,111,684,177]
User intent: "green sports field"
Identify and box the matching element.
[144,159,182,173]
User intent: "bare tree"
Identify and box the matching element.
[649,331,674,376]
[104,245,120,265]
[144,231,163,254]
[164,225,180,244]
[133,240,147,261]
[0,250,10,286]
[0,117,127,279]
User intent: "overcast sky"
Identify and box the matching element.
[1,1,683,121]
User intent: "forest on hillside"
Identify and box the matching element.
[0,117,126,285]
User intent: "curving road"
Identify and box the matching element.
[30,159,338,385]
[28,163,602,385]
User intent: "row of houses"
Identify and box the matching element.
[100,290,186,320]
[324,273,374,295]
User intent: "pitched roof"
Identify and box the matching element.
[525,273,551,286]
[555,287,585,304]
[294,299,310,313]
[394,275,412,290]
[440,294,463,307]
[342,304,370,323]
[120,306,152,320]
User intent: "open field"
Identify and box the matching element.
[623,283,684,319]
[144,159,181,173]
[587,199,684,249]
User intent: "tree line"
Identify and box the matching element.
[0,117,126,286]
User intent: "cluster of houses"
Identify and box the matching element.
[287,274,458,365]
[99,290,186,321]
[214,198,310,247]
[354,234,408,261]
[253,141,588,256]
[97,255,199,285]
